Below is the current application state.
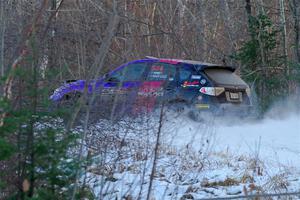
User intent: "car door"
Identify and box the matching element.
[177,64,213,105]
[177,64,203,103]
[100,62,148,118]
[134,62,177,113]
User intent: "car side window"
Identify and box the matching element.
[109,63,147,82]
[179,67,192,82]
[179,66,209,87]
[147,63,176,81]
[197,72,209,86]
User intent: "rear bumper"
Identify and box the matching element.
[218,103,252,115]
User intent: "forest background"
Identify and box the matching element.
[0,0,300,199]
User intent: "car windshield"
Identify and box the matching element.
[204,68,247,86]
[109,63,147,82]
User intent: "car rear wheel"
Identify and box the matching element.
[187,109,215,122]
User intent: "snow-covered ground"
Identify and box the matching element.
[163,111,300,167]
[216,114,300,166]
[81,106,300,199]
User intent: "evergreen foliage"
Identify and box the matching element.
[0,34,90,199]
[235,14,290,112]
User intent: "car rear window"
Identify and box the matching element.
[204,68,247,86]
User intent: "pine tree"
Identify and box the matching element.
[0,32,92,200]
[235,13,288,113]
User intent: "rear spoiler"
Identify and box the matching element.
[145,56,236,72]
[200,65,236,72]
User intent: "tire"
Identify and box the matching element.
[187,107,215,122]
[165,100,188,119]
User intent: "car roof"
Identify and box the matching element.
[144,56,236,72]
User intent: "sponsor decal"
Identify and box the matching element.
[152,71,162,75]
[195,104,210,109]
[138,81,164,97]
[159,59,179,64]
[151,65,164,71]
[200,79,207,85]
[182,80,200,88]
[116,89,127,94]
[137,91,163,96]
[149,74,167,79]
[149,66,167,80]
[191,75,201,80]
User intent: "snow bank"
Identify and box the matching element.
[162,108,300,167]
[78,98,300,199]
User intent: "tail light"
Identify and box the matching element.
[199,87,225,96]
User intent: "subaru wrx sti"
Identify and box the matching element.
[50,57,252,120]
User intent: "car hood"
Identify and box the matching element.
[50,79,105,101]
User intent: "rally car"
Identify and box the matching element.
[50,57,252,120]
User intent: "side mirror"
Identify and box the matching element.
[104,74,120,83]
[103,73,109,80]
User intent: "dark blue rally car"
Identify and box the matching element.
[50,57,252,119]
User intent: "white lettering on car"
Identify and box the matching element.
[191,75,201,79]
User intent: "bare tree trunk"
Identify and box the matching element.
[219,0,236,66]
[28,32,39,197]
[256,0,265,14]
[245,0,252,17]
[156,0,190,58]
[279,0,288,75]
[0,0,5,77]
[46,0,58,73]
[200,2,208,60]
[70,1,120,199]
[289,0,300,63]
[146,102,164,200]
[194,0,205,60]
[0,0,65,127]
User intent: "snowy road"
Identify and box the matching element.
[215,115,300,166]
[162,112,300,166]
